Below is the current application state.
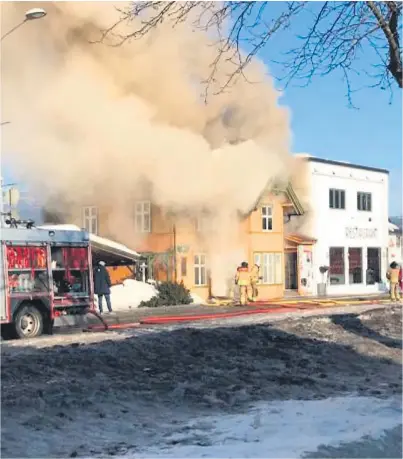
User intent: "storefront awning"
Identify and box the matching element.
[285,233,317,246]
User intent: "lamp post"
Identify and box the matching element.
[0,8,46,226]
[1,7,47,42]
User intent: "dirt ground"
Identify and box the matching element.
[1,305,402,458]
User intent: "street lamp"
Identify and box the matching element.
[25,8,47,21]
[1,7,47,42]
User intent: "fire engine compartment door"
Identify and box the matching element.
[0,243,6,321]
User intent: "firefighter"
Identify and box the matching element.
[231,266,241,303]
[235,261,250,306]
[250,264,262,302]
[386,262,401,302]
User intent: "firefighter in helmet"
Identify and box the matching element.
[235,261,250,305]
[250,264,262,302]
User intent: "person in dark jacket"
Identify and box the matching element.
[93,261,113,313]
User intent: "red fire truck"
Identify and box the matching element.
[0,225,94,339]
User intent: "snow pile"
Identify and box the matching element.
[95,279,157,311]
[190,293,205,305]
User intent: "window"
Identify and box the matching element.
[181,257,187,277]
[134,201,151,233]
[194,254,207,286]
[329,189,345,209]
[82,206,98,234]
[261,206,273,231]
[329,247,345,284]
[367,247,381,285]
[348,248,362,284]
[357,192,372,211]
[254,252,282,284]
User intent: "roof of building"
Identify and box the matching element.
[304,156,389,175]
[38,224,140,265]
[245,182,305,217]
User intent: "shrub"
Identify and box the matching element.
[139,281,193,308]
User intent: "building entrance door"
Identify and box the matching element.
[285,252,298,290]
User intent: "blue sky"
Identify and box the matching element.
[277,71,402,216]
[255,2,402,216]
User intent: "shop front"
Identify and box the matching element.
[315,226,388,296]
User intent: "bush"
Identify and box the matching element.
[139,281,193,308]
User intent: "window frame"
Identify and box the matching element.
[357,191,372,212]
[194,253,207,286]
[329,189,346,210]
[329,246,345,285]
[253,252,282,285]
[82,206,98,235]
[348,247,363,284]
[261,205,273,232]
[134,200,151,233]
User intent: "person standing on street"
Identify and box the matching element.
[250,264,262,302]
[235,261,250,306]
[386,262,401,302]
[93,261,113,314]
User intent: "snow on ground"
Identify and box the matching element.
[94,280,204,312]
[131,396,402,458]
[190,292,205,304]
[1,306,401,458]
[95,279,158,311]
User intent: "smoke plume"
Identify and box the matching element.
[1,2,292,295]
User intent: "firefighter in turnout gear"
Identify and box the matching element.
[250,264,262,302]
[235,261,250,305]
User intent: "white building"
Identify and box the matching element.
[388,220,403,265]
[293,155,389,296]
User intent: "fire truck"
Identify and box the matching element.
[0,225,94,339]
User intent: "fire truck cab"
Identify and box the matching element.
[0,226,94,339]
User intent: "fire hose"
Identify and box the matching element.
[82,308,141,332]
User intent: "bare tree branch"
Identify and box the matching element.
[96,1,403,100]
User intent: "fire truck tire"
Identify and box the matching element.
[14,304,44,339]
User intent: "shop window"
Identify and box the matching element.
[134,201,151,233]
[348,248,363,284]
[357,192,372,211]
[329,247,345,284]
[261,206,273,231]
[82,206,98,234]
[329,189,345,209]
[254,252,282,284]
[367,247,381,285]
[194,254,207,286]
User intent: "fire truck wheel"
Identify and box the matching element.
[15,304,44,339]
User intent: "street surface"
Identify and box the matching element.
[1,304,402,458]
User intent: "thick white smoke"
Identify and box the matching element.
[1,2,292,295]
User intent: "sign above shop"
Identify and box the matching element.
[345,227,378,239]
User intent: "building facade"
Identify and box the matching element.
[388,219,403,266]
[43,185,306,301]
[293,156,389,296]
